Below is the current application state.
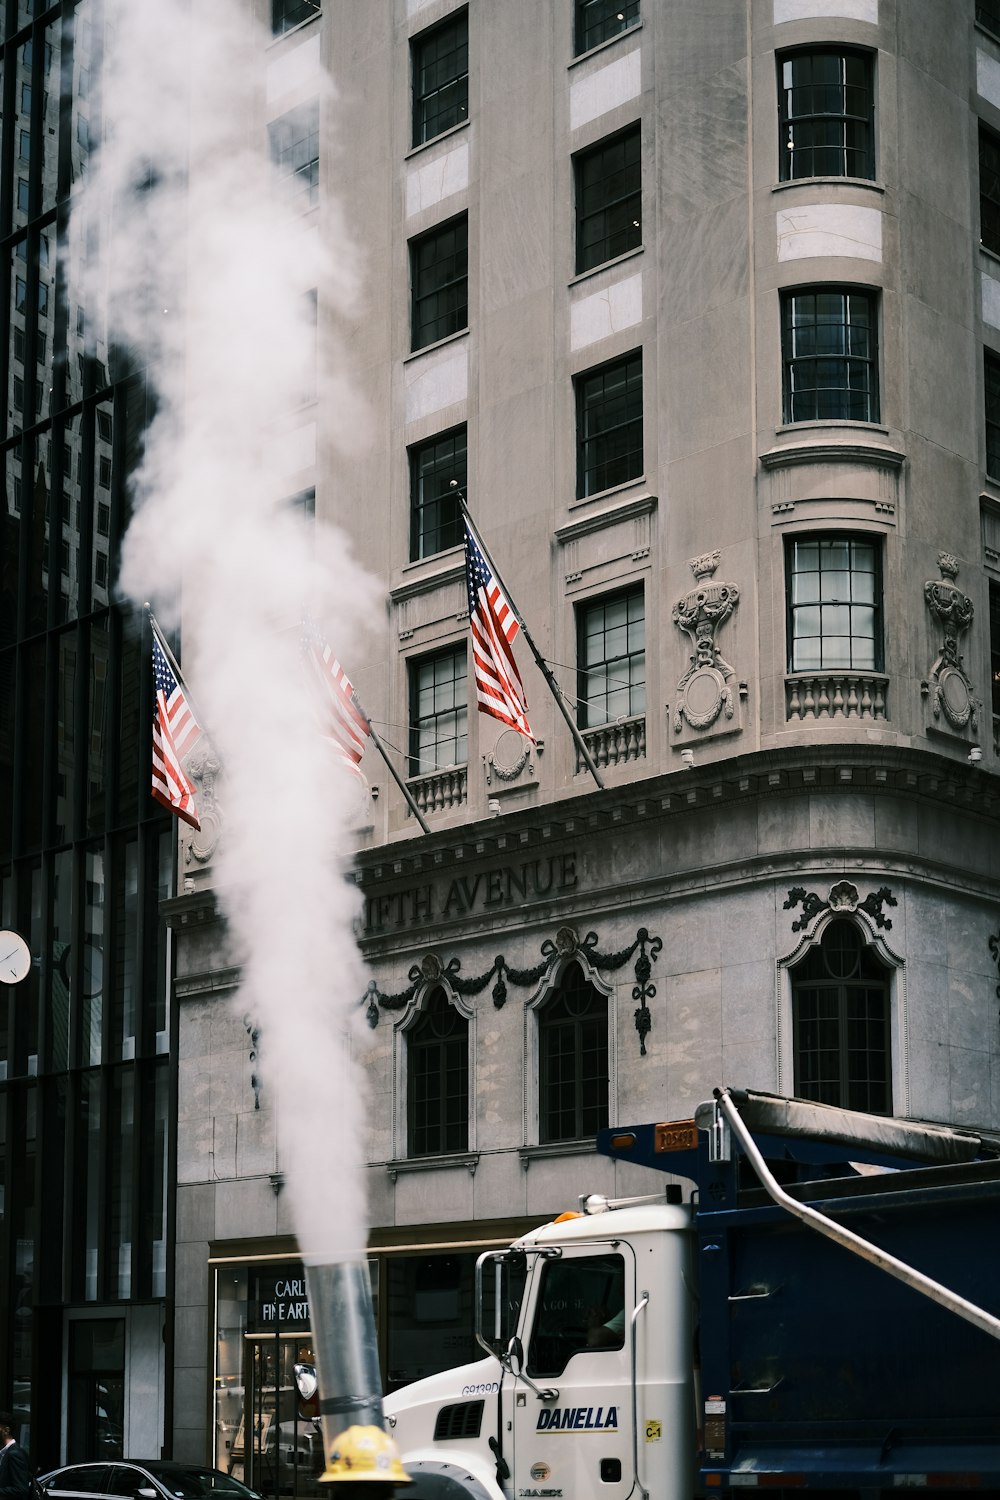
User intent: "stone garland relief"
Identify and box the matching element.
[921,552,978,734]
[184,737,224,865]
[784,880,897,933]
[361,924,663,1055]
[672,552,741,734]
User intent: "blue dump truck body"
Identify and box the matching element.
[598,1089,1000,1496]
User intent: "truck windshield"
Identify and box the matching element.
[527,1253,625,1377]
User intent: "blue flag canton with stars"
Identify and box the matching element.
[464,524,492,615]
[152,631,179,699]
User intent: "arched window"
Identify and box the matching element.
[538,963,608,1144]
[407,989,468,1157]
[791,918,890,1113]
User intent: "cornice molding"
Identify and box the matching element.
[760,439,905,471]
[555,492,657,545]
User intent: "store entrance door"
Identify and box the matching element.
[231,1335,323,1500]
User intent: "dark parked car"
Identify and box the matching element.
[40,1463,262,1500]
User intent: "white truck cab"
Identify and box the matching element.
[385,1198,694,1500]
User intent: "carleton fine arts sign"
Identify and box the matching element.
[362,852,579,934]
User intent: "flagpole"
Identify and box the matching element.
[354,698,432,836]
[458,498,605,791]
[144,603,212,736]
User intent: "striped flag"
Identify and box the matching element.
[151,623,203,829]
[463,519,534,741]
[301,618,371,775]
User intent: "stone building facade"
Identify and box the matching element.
[167,0,1000,1478]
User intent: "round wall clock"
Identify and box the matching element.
[0,931,31,985]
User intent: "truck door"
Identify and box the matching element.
[511,1243,637,1500]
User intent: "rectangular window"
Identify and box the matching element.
[269,100,320,212]
[408,993,468,1157]
[17,179,29,213]
[978,1,1000,36]
[981,124,1000,256]
[271,0,320,33]
[987,350,1000,480]
[576,350,643,497]
[786,534,882,673]
[577,585,645,728]
[575,125,641,274]
[409,645,468,776]
[412,9,469,147]
[410,426,466,560]
[410,215,468,352]
[990,579,1000,721]
[575,0,640,56]
[778,48,874,181]
[98,456,112,489]
[781,287,878,424]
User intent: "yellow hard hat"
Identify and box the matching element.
[322,1425,412,1486]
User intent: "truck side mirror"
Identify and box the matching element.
[505,1335,524,1375]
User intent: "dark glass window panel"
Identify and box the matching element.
[779,49,874,181]
[81,846,105,1067]
[987,350,1000,481]
[149,831,172,1051]
[575,126,641,273]
[786,534,882,672]
[527,1253,624,1376]
[412,11,469,147]
[539,964,608,1143]
[385,1252,483,1392]
[792,920,890,1113]
[575,0,640,55]
[0,653,13,851]
[411,216,469,351]
[74,1071,103,1300]
[137,1062,169,1297]
[116,617,141,824]
[990,580,1000,720]
[408,990,469,1156]
[410,426,466,560]
[107,1068,134,1297]
[269,100,320,212]
[50,847,73,1071]
[577,584,645,727]
[981,126,1000,256]
[111,837,139,1061]
[71,6,95,188]
[12,44,31,230]
[781,288,878,423]
[55,628,79,843]
[87,616,110,834]
[272,0,320,34]
[576,351,643,497]
[979,0,1000,35]
[409,645,468,775]
[22,639,46,851]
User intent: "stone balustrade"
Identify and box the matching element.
[576,714,646,773]
[785,673,888,722]
[406,765,468,814]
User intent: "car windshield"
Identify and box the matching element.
[139,1470,259,1500]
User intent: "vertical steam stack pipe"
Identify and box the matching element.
[303,1260,410,1493]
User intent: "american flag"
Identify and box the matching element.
[151,624,203,829]
[301,618,371,775]
[464,519,534,741]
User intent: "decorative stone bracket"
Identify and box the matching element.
[988,924,1000,1026]
[185,736,224,865]
[784,880,897,934]
[362,923,663,1056]
[922,552,977,733]
[672,552,740,734]
[244,1014,262,1110]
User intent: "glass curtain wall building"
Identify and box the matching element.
[0,0,173,1469]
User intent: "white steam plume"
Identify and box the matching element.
[73,0,378,1262]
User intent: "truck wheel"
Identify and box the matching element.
[401,1460,497,1499]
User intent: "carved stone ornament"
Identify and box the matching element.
[484,727,535,788]
[361,924,663,1055]
[923,552,977,732]
[672,553,740,733]
[784,882,897,934]
[184,737,224,864]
